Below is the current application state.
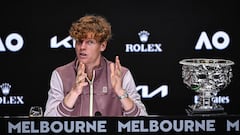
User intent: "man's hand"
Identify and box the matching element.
[110,56,125,96]
[110,56,134,111]
[73,62,88,95]
[64,62,88,109]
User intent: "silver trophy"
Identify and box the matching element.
[179,58,234,116]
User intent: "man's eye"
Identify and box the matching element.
[86,40,95,45]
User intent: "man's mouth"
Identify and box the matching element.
[79,53,87,57]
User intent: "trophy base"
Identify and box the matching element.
[186,105,227,116]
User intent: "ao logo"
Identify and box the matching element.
[0,33,24,52]
[195,31,230,50]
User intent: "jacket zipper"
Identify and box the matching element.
[86,70,95,116]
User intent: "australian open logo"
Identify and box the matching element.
[0,83,24,104]
[125,30,162,52]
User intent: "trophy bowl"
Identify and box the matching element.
[179,58,234,116]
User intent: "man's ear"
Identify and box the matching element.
[100,41,107,51]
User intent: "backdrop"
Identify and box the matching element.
[1,0,239,116]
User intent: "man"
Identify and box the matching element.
[44,14,148,117]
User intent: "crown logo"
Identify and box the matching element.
[0,83,11,96]
[138,30,150,43]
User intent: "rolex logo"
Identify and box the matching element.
[138,30,150,43]
[125,30,162,53]
[0,83,11,96]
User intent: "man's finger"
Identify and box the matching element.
[77,62,85,76]
[76,73,87,84]
[110,63,115,76]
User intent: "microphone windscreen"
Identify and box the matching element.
[95,111,102,116]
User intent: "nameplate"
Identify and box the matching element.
[0,116,240,134]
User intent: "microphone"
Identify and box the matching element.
[95,111,102,117]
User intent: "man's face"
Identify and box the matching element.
[75,35,106,66]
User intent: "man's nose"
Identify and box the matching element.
[80,41,88,48]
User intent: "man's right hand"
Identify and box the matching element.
[64,62,88,108]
